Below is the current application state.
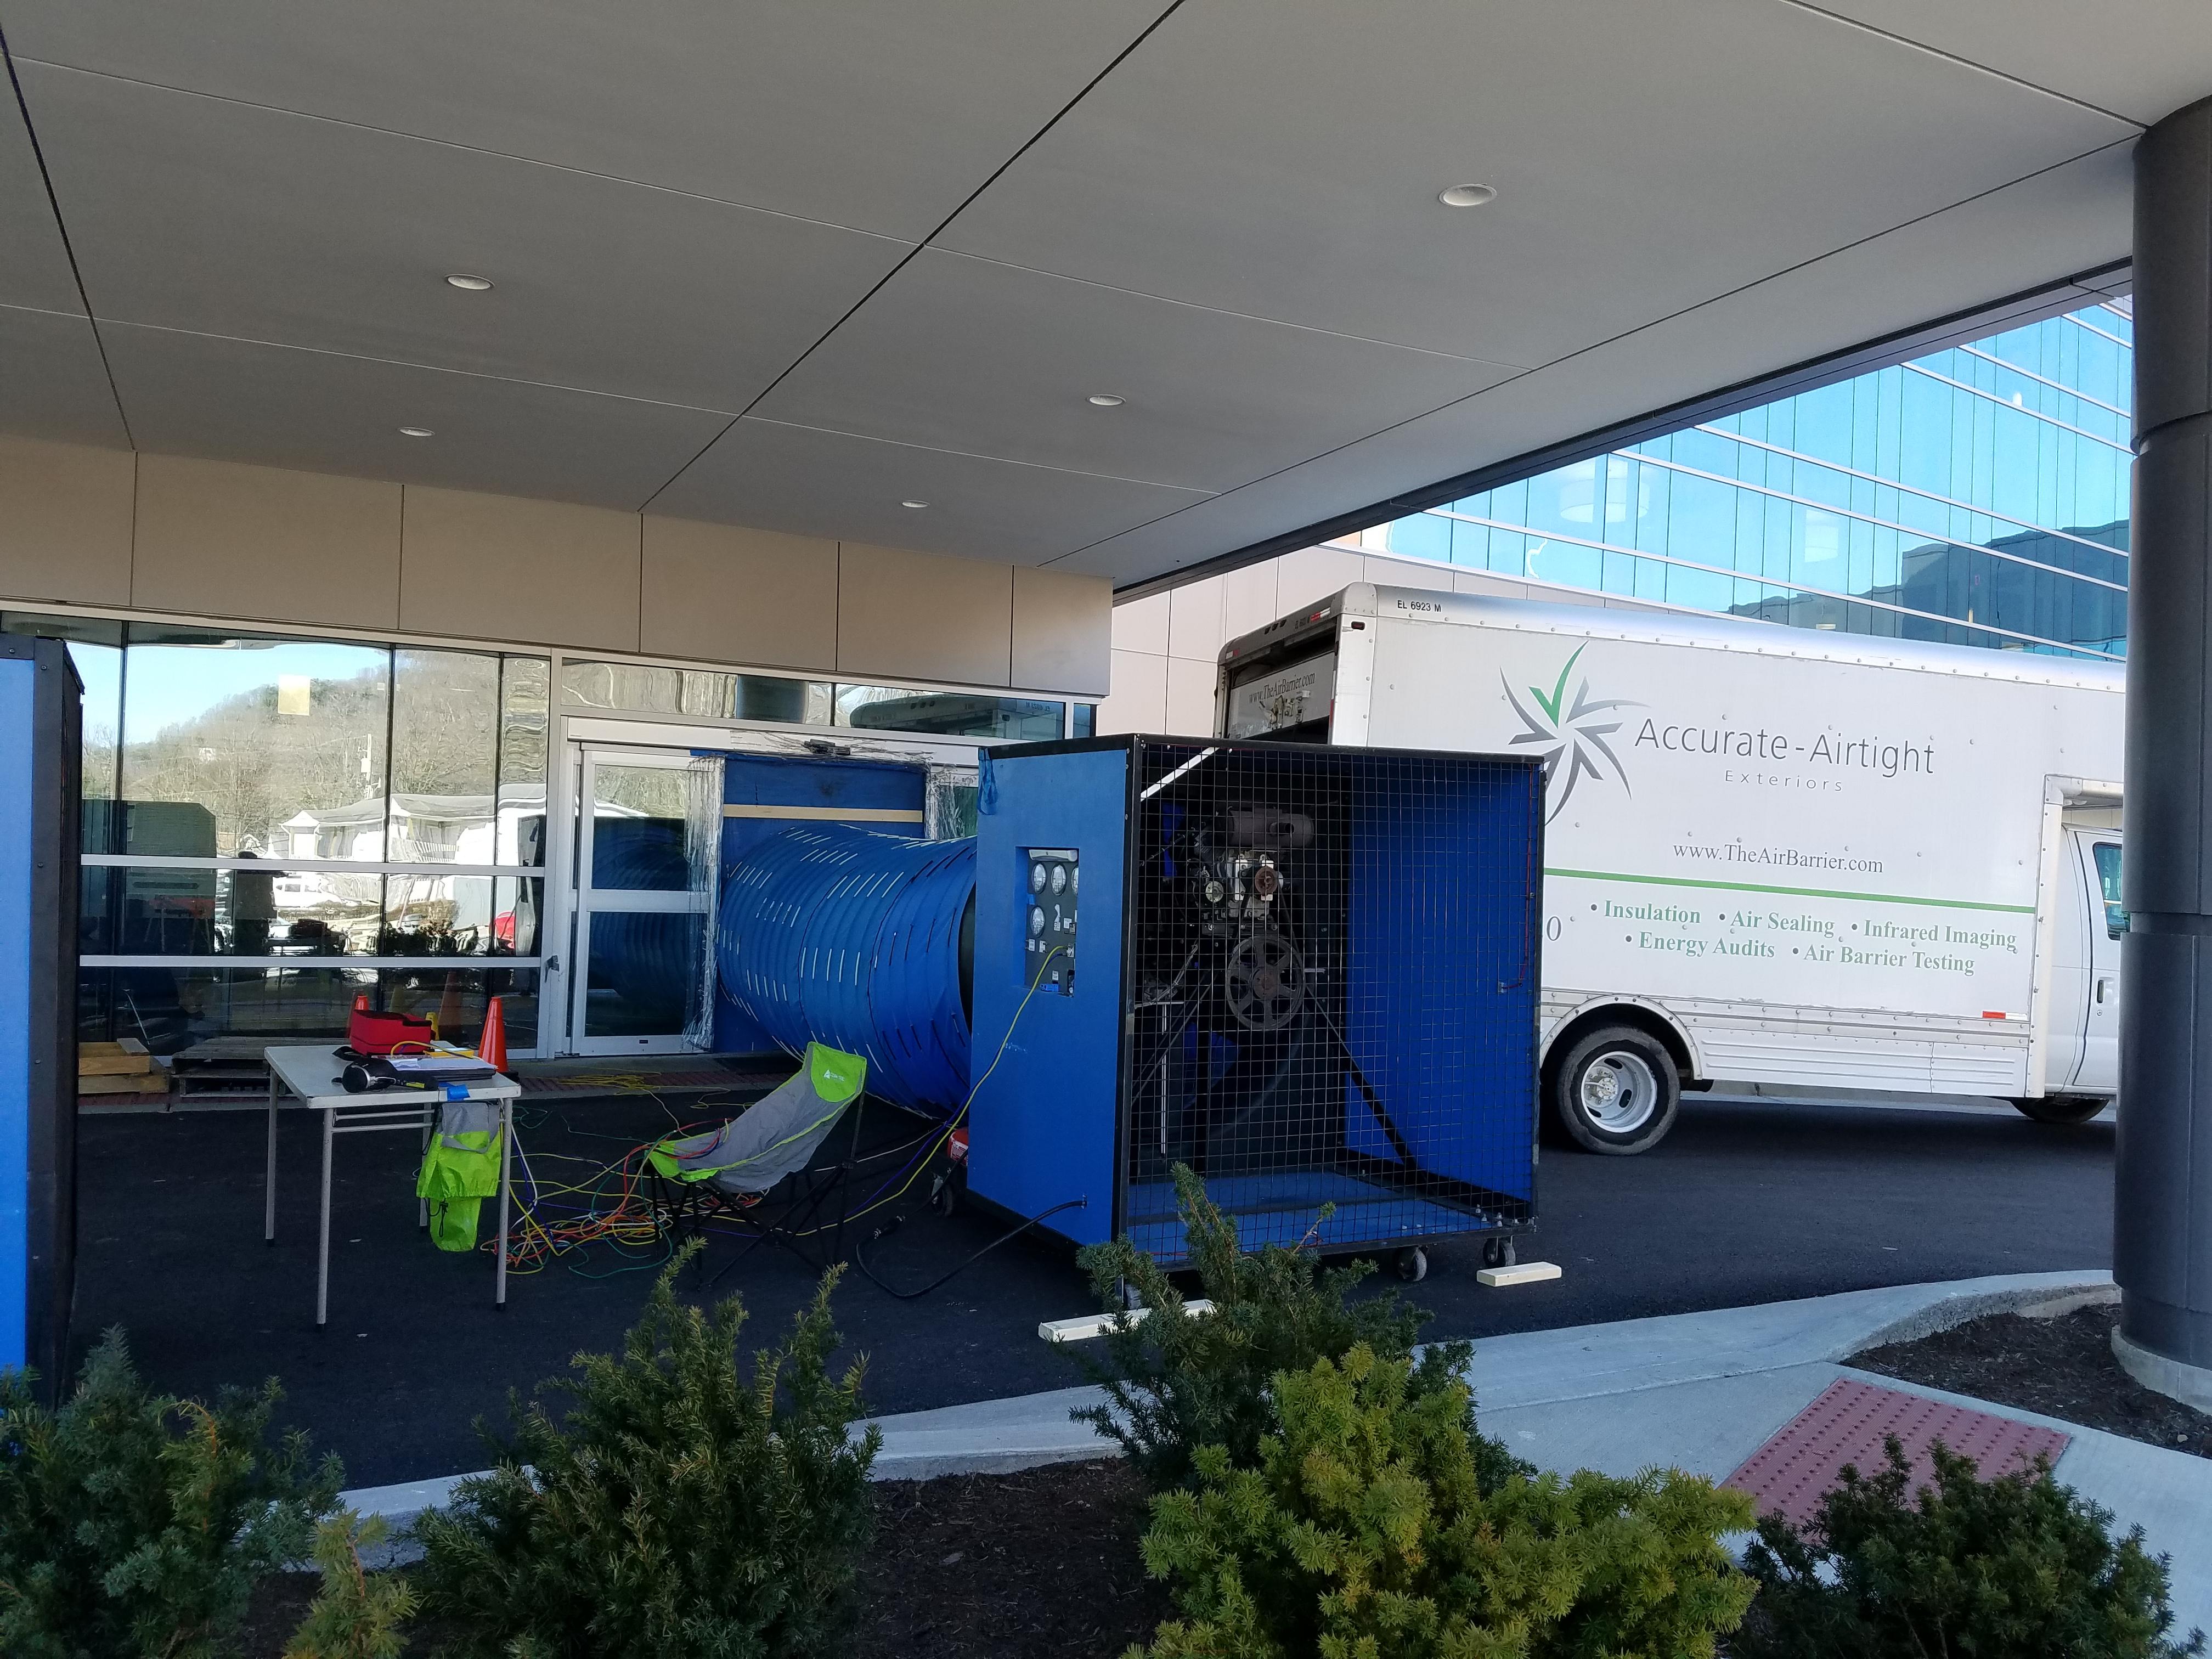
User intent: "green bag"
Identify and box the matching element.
[416,1098,504,1252]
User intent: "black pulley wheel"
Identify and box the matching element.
[1225,933,1305,1032]
[1550,1025,1680,1155]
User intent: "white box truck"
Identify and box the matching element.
[1216,584,2126,1153]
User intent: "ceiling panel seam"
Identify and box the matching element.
[636,0,1190,517]
[890,245,1532,369]
[2,25,133,444]
[1049,136,2137,568]
[91,316,746,417]
[740,414,1221,497]
[8,56,921,242]
[1768,0,2148,128]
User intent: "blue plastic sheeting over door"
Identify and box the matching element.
[712,755,927,1053]
[0,658,33,1369]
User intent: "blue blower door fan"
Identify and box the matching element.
[0,637,81,1394]
[965,736,1543,1267]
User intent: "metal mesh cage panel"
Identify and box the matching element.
[1118,737,1541,1262]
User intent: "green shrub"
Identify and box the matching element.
[284,1511,418,1659]
[411,1245,879,1659]
[1075,1163,1524,1494]
[1735,1435,2205,1659]
[1134,1342,1756,1659]
[0,1325,342,1659]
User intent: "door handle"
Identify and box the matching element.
[2095,975,2115,1005]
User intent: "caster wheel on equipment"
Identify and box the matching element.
[1481,1236,1516,1271]
[928,1173,960,1218]
[1395,1247,1428,1283]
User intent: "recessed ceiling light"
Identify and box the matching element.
[900,499,928,509]
[444,273,494,291]
[398,426,435,438]
[1437,183,1497,208]
[1087,394,1125,407]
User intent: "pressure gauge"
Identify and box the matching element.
[1049,864,1069,894]
[1030,862,1048,892]
[1029,905,1047,934]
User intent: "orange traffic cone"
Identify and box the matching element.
[479,995,509,1073]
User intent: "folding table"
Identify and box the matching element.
[262,1043,520,1328]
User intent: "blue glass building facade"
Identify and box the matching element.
[1376,299,2132,659]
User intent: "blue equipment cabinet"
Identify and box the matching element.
[968,735,1542,1268]
[0,637,81,1394]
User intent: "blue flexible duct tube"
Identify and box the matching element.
[718,825,975,1115]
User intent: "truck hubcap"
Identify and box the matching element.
[1578,1051,1658,1134]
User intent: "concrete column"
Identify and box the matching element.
[2116,94,2212,1409]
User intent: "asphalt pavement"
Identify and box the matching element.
[72,1088,2115,1487]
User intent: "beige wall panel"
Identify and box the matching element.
[1455,569,1533,599]
[1365,552,1452,592]
[1164,654,1218,737]
[1012,564,1110,695]
[1165,573,1224,662]
[133,454,402,629]
[1097,650,1167,735]
[401,486,639,651]
[0,435,134,606]
[1110,588,1170,656]
[640,516,838,673]
[1276,544,1365,614]
[1221,560,1282,642]
[838,541,1012,687]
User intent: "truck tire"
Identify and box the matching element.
[1551,1026,1680,1155]
[2011,1095,2110,1126]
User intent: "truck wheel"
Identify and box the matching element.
[2011,1095,2110,1126]
[1552,1026,1680,1155]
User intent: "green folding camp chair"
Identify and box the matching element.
[646,1042,868,1276]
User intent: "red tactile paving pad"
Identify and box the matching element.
[1724,1377,2070,1529]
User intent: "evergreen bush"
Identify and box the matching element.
[0,1325,341,1659]
[1735,1435,2205,1659]
[412,1245,879,1659]
[1074,1163,1525,1494]
[1133,1342,1756,1659]
[284,1511,419,1659]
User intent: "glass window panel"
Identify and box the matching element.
[1070,703,1097,739]
[735,675,833,724]
[92,866,385,957]
[498,656,550,866]
[560,658,829,725]
[588,765,692,890]
[379,966,540,1049]
[835,686,1064,740]
[380,874,542,957]
[117,627,391,858]
[582,913,702,1036]
[387,648,499,862]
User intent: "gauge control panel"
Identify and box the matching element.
[1023,848,1079,994]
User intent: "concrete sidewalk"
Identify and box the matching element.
[343,1268,2212,1636]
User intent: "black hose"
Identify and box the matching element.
[853,1198,1087,1300]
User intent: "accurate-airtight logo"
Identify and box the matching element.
[1503,644,1641,821]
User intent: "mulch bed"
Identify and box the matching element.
[238,1458,1164,1658]
[1850,1304,2212,1460]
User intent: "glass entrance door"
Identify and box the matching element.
[569,748,719,1056]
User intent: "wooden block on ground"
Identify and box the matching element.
[77,1072,168,1096]
[1478,1261,1563,1288]
[1040,1299,1216,1343]
[80,1049,156,1076]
